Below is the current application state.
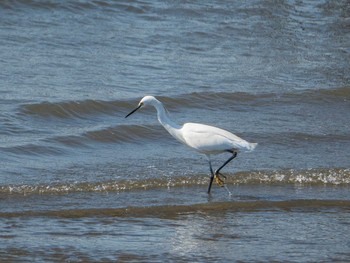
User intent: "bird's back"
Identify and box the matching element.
[180,123,256,154]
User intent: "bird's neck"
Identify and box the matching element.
[153,101,184,142]
[154,101,180,129]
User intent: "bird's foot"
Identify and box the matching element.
[214,172,226,187]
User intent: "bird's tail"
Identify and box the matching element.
[247,142,258,151]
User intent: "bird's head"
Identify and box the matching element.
[125,96,158,118]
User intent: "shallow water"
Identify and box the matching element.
[1,186,350,262]
[1,0,350,262]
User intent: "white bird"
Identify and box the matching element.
[125,96,257,194]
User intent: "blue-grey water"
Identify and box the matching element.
[1,0,350,262]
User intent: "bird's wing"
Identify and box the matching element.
[180,123,248,154]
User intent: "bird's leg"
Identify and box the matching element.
[207,159,215,194]
[215,150,238,174]
[214,150,238,186]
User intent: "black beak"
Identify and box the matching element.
[125,104,142,118]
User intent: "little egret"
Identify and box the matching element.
[125,96,257,194]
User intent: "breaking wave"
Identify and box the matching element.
[1,168,349,196]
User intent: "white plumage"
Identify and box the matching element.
[126,95,257,193]
[181,123,256,154]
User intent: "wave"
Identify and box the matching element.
[19,86,350,119]
[1,199,349,219]
[15,123,178,152]
[1,144,65,156]
[83,124,165,143]
[256,131,350,146]
[11,86,349,154]
[0,124,167,155]
[20,99,127,118]
[1,168,349,196]
[317,86,350,98]
[1,125,349,155]
[1,0,151,14]
[19,93,261,119]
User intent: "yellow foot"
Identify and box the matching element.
[214,173,225,187]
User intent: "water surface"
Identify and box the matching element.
[0,0,349,261]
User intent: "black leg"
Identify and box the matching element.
[207,159,215,194]
[207,150,237,194]
[215,150,238,175]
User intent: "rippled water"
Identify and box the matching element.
[1,0,350,262]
